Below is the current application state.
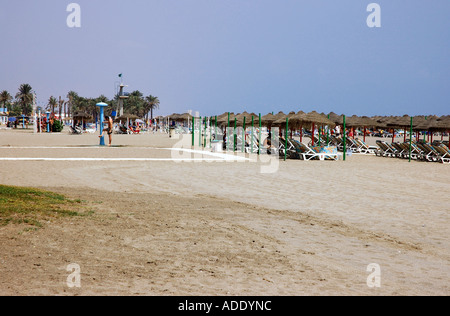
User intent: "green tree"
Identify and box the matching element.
[0,90,12,110]
[9,103,23,117]
[15,84,33,115]
[145,95,160,120]
[66,91,79,117]
[48,96,57,114]
[124,90,144,117]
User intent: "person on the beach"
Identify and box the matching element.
[99,115,114,146]
[264,132,277,149]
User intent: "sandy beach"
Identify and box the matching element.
[0,129,448,296]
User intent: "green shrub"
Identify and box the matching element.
[52,120,64,132]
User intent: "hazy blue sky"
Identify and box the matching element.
[1,0,449,116]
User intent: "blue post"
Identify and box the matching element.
[96,102,108,146]
[22,114,25,129]
[46,111,50,133]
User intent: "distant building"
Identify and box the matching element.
[0,108,7,125]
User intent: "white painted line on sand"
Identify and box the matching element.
[0,157,250,162]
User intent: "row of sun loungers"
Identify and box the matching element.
[375,140,450,164]
[222,134,339,161]
[241,136,339,161]
[310,135,377,155]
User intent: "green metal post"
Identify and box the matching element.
[409,117,413,162]
[234,118,237,152]
[227,112,230,151]
[204,117,207,148]
[258,113,262,155]
[251,116,254,154]
[285,118,289,161]
[424,116,427,141]
[192,116,195,147]
[318,125,321,146]
[242,117,246,153]
[327,115,330,146]
[199,116,202,147]
[343,115,347,161]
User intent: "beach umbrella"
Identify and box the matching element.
[72,112,93,129]
[344,115,362,139]
[235,112,259,127]
[175,113,193,121]
[217,112,235,127]
[260,111,286,131]
[386,115,414,128]
[301,111,336,146]
[372,116,394,129]
[260,112,277,128]
[164,113,181,121]
[301,111,336,127]
[327,112,344,125]
[287,111,305,128]
[343,115,379,142]
[387,115,418,143]
[358,116,380,142]
[436,116,450,129]
[116,113,139,130]
[72,112,92,119]
[436,116,450,141]
[272,111,296,126]
[345,115,362,127]
[271,112,296,138]
[413,117,449,142]
[116,113,139,121]
[288,111,309,143]
[171,113,193,126]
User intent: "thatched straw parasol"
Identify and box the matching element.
[287,111,306,128]
[216,112,236,127]
[386,115,414,128]
[328,112,344,125]
[164,113,181,121]
[72,112,92,120]
[173,113,193,122]
[117,113,139,121]
[302,111,336,128]
[260,113,277,127]
[272,111,297,127]
[235,112,259,127]
[412,117,448,132]
[372,116,392,129]
[345,115,363,128]
[436,116,450,130]
[358,116,379,128]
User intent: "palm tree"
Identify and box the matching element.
[124,90,144,117]
[145,95,160,120]
[15,84,33,115]
[0,90,12,110]
[48,96,57,114]
[58,96,65,119]
[66,91,79,117]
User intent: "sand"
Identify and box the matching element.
[0,129,449,296]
